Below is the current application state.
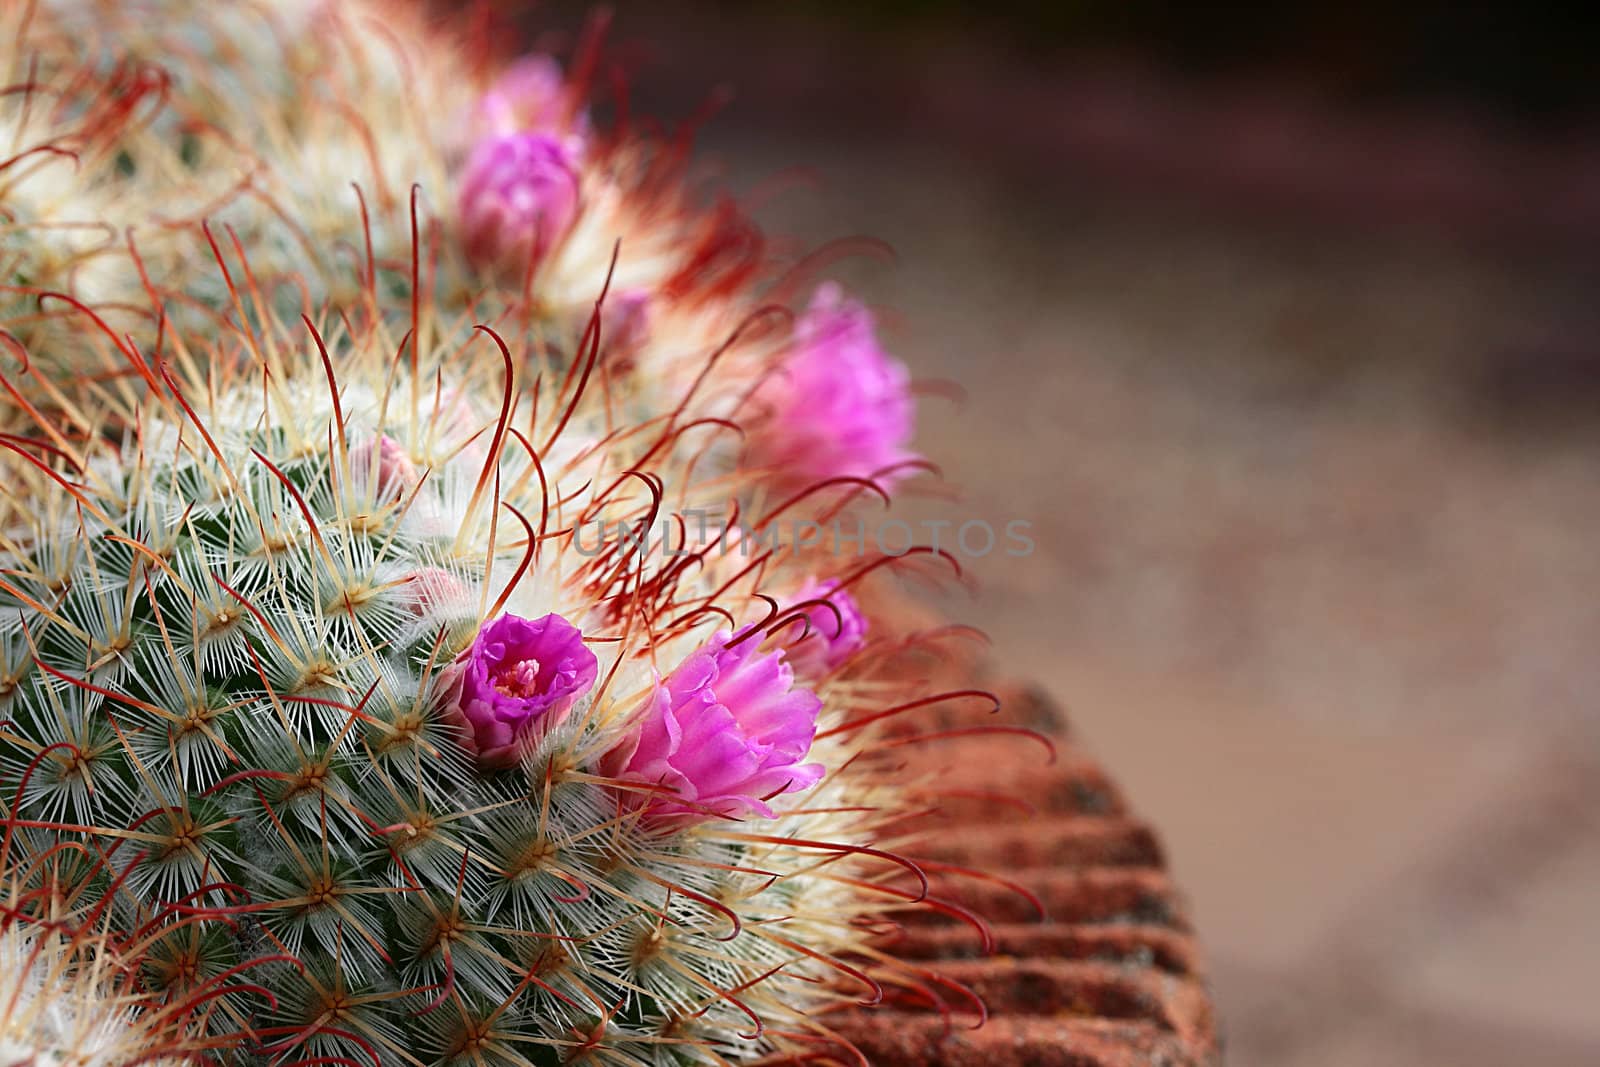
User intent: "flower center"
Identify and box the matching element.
[493,657,542,698]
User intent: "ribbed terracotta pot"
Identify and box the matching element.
[810,597,1221,1066]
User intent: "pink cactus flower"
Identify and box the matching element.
[751,283,916,486]
[604,629,824,824]
[442,612,598,765]
[458,132,580,272]
[477,55,571,137]
[781,578,867,676]
[349,434,417,499]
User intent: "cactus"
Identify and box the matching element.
[11,0,779,391]
[0,290,943,1065]
[1,924,180,1066]
[0,864,219,1067]
[0,2,1023,1065]
[0,7,168,366]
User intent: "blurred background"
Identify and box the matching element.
[528,3,1599,1063]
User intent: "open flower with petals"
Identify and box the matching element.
[442,612,598,765]
[750,282,917,486]
[781,578,868,676]
[605,629,824,823]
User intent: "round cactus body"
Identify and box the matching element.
[0,3,1022,1065]
[0,301,933,1065]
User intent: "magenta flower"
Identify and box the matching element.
[781,579,867,676]
[476,55,571,137]
[458,132,580,272]
[604,630,825,823]
[751,283,916,486]
[443,612,598,765]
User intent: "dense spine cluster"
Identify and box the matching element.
[1,309,918,1066]
[1,921,187,1067]
[0,3,1028,1065]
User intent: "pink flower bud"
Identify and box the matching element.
[601,288,652,369]
[349,434,417,500]
[780,578,867,676]
[397,567,472,618]
[750,283,916,487]
[457,132,580,273]
[477,55,570,136]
